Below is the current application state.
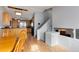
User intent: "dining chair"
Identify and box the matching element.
[14,29,27,52]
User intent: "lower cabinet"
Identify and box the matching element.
[45,31,59,46]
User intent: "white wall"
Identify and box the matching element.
[52,6,79,29]
[46,8,52,30]
[0,7,4,28]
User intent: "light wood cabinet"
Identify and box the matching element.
[3,11,11,26]
[11,19,19,28]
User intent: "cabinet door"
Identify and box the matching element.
[11,19,18,28]
[45,32,52,46]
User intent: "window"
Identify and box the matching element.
[19,21,26,28]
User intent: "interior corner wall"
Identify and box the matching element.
[52,6,79,29]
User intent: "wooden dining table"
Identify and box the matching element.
[0,36,17,52]
[0,28,27,52]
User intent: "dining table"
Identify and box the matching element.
[0,28,27,52]
[0,36,17,52]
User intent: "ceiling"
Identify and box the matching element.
[4,6,52,20]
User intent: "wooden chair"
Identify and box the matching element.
[2,29,16,38]
[14,29,27,52]
[2,29,8,37]
[2,29,12,37]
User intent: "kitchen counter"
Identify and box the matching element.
[45,31,79,51]
[45,31,60,46]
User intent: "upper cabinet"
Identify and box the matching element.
[3,11,11,26]
[10,19,19,28]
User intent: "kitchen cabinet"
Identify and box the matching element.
[3,11,11,26]
[45,31,59,46]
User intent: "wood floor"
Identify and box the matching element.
[23,33,68,52]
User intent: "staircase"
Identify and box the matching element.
[36,8,52,41]
[37,18,51,41]
[38,17,49,29]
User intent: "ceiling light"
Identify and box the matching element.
[16,12,21,15]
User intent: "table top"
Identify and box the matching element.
[0,37,16,52]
